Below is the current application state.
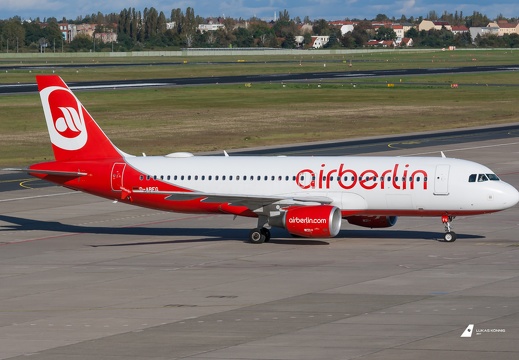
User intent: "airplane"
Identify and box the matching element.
[5,75,519,244]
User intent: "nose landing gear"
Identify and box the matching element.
[441,214,457,242]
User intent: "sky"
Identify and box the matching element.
[1,0,518,21]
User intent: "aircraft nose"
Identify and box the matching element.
[507,184,519,208]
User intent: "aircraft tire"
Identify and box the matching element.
[249,228,266,244]
[444,231,457,242]
[261,228,271,242]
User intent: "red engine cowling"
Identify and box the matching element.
[270,205,342,238]
[346,215,397,228]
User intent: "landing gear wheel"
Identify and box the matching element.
[444,231,457,242]
[261,228,271,243]
[249,228,266,244]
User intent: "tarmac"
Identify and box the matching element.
[0,135,518,360]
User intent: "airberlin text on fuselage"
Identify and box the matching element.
[295,163,428,191]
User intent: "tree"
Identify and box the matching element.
[2,19,25,52]
[375,14,389,22]
[69,34,93,51]
[278,9,290,22]
[233,27,253,47]
[281,32,296,48]
[427,10,438,20]
[405,27,419,38]
[375,26,396,40]
[324,31,340,48]
[23,21,44,46]
[313,19,331,35]
[43,20,64,48]
[340,33,356,48]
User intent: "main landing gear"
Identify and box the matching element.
[248,228,271,244]
[248,216,271,244]
[441,214,457,242]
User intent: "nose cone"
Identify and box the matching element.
[507,183,519,208]
[498,182,519,209]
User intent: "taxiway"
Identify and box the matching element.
[1,133,518,359]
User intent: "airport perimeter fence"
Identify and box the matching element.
[1,47,511,60]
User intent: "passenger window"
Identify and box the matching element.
[468,174,477,182]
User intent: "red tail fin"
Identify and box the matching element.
[37,75,123,162]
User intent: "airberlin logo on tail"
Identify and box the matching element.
[40,86,87,150]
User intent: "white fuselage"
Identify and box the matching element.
[124,155,519,216]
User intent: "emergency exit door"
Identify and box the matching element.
[434,164,450,195]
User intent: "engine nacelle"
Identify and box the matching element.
[346,215,397,228]
[270,205,342,238]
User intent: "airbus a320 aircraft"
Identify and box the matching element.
[7,75,519,243]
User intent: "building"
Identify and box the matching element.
[418,20,452,31]
[198,23,225,33]
[76,24,96,38]
[487,21,519,36]
[95,32,118,43]
[58,23,77,43]
[366,39,395,48]
[451,25,469,35]
[329,20,356,36]
[400,37,414,47]
[469,27,500,42]
[310,35,330,48]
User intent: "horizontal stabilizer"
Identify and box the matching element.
[3,168,88,177]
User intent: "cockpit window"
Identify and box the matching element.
[468,174,477,183]
[477,174,489,182]
[486,173,500,181]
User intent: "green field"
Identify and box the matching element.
[0,50,518,166]
[0,49,518,84]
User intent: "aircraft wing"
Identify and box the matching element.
[133,190,333,210]
[3,168,88,177]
